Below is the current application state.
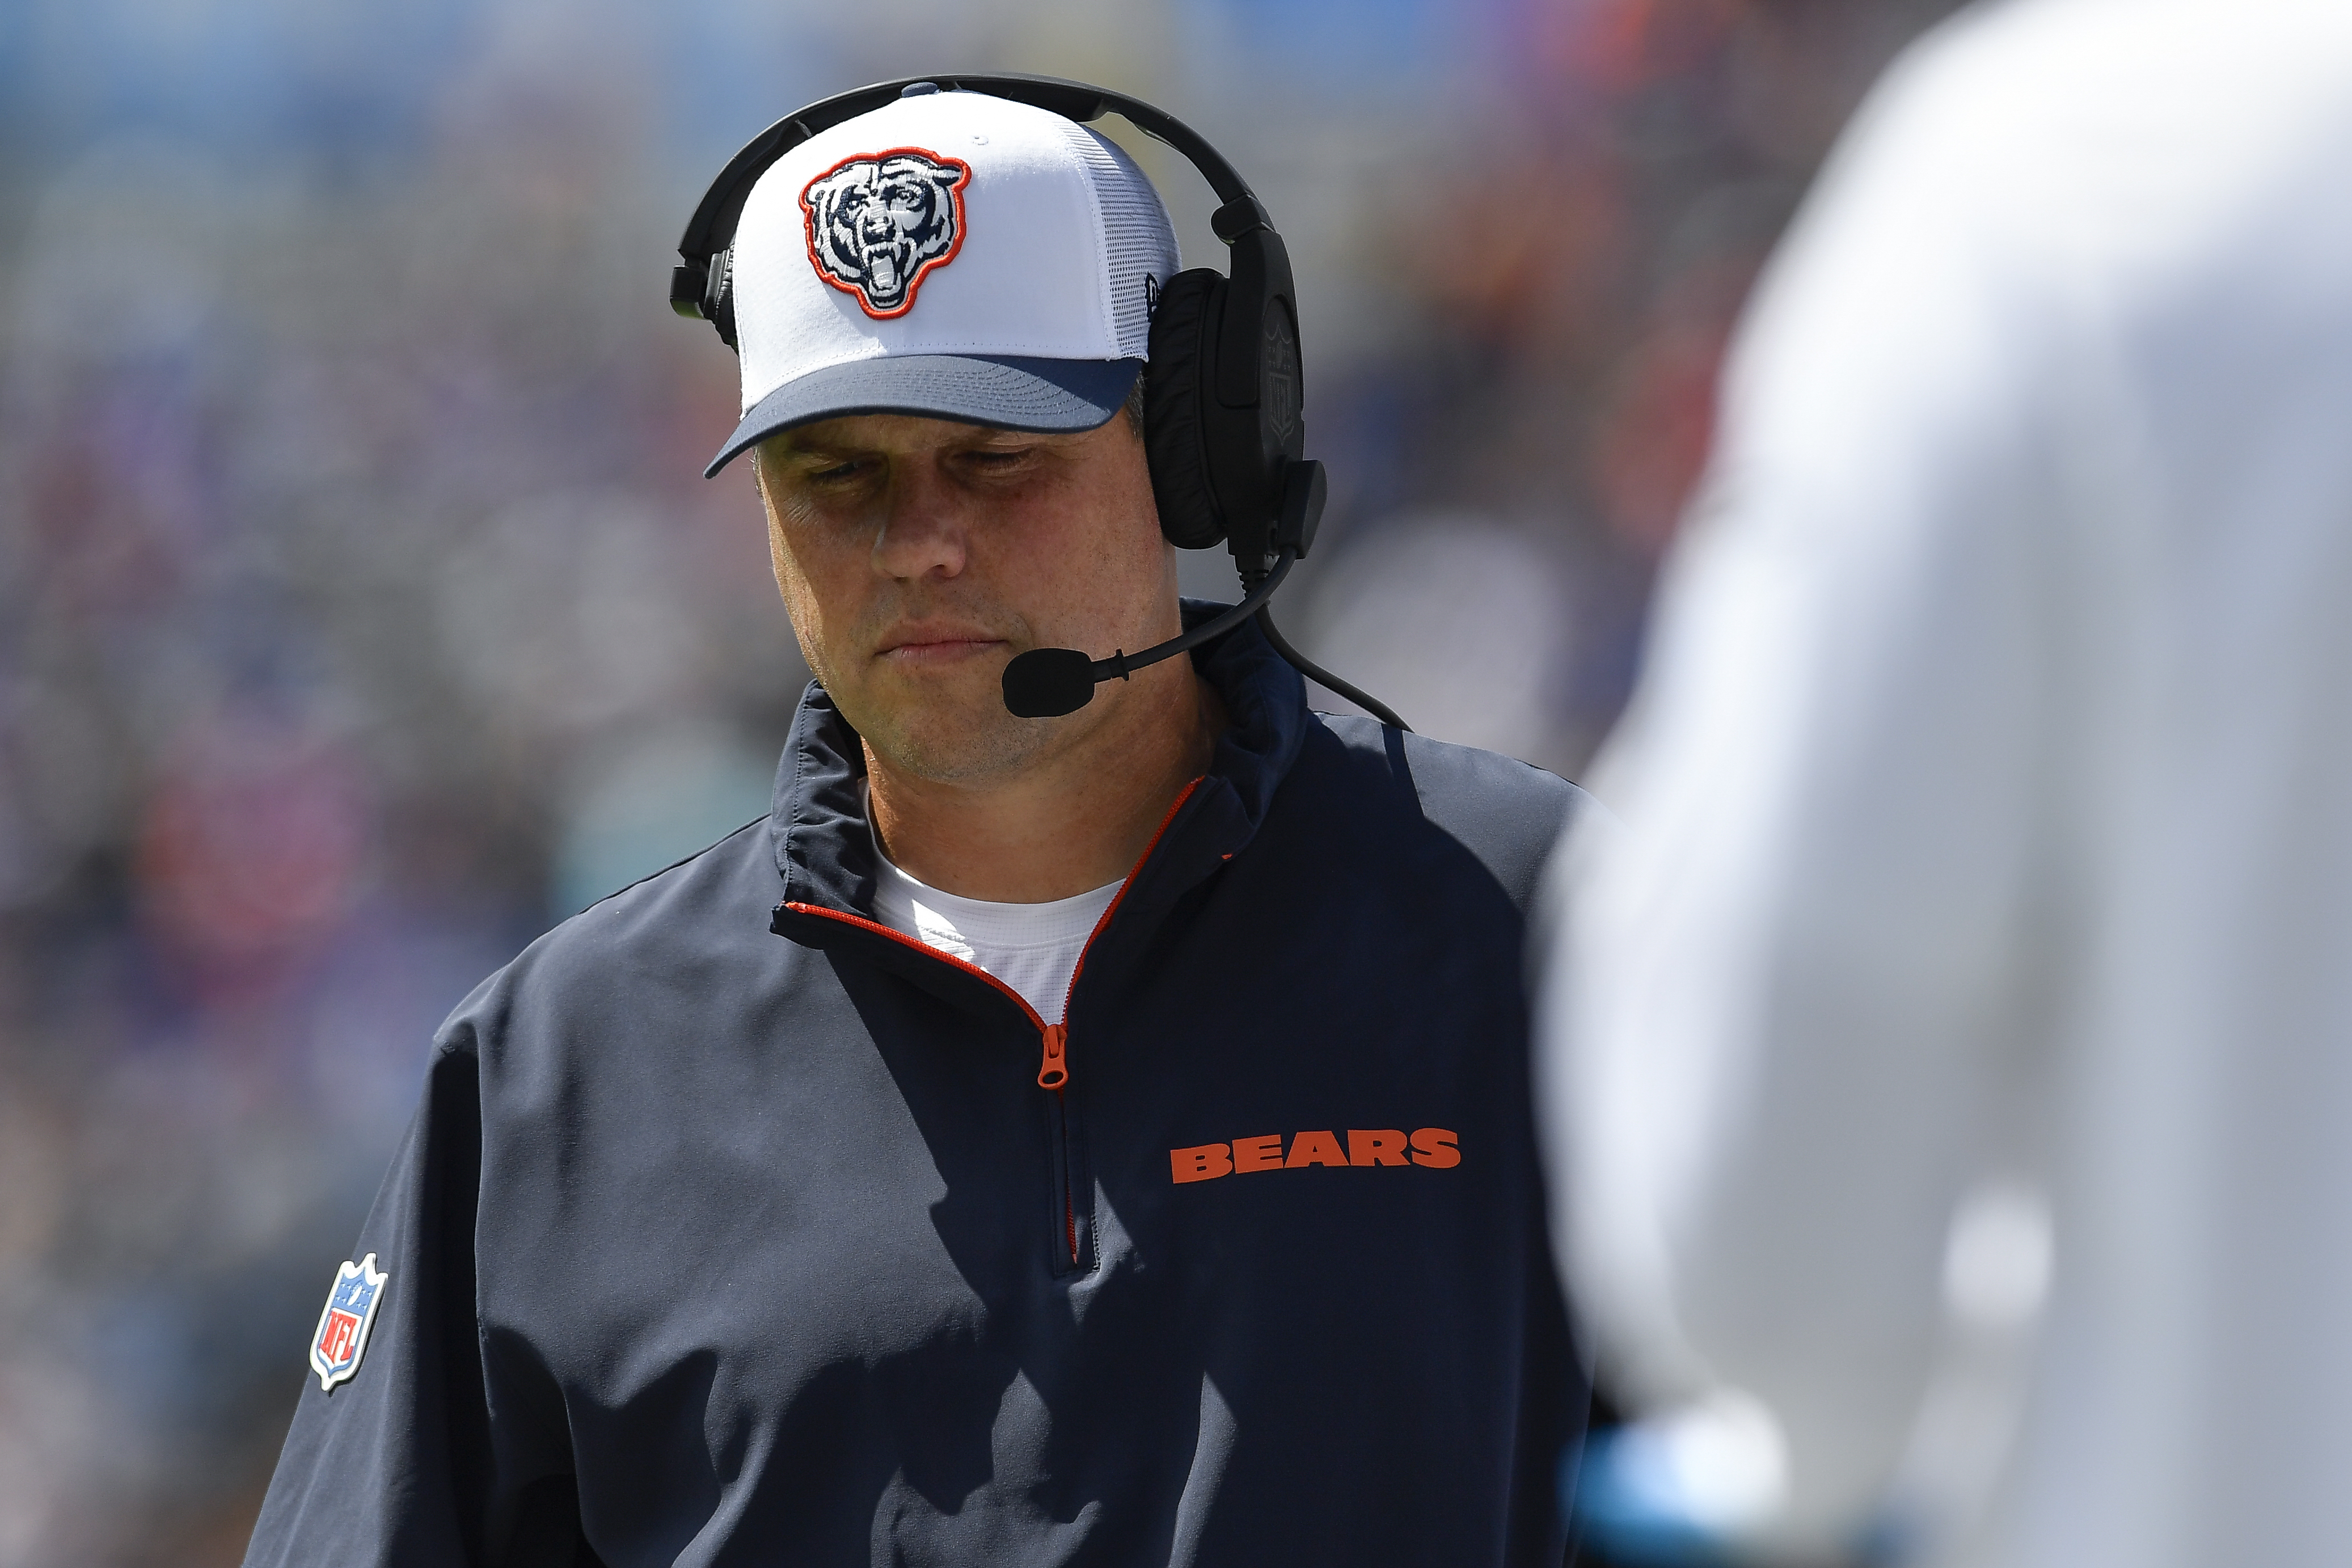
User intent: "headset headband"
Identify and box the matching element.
[668,73,1276,327]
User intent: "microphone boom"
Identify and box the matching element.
[996,457,1409,730]
[1000,552,1297,718]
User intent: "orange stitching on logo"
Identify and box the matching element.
[799,145,973,320]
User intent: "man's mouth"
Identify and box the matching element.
[876,630,1005,666]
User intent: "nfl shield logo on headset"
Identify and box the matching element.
[309,1253,388,1392]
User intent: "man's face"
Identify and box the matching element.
[753,412,1180,784]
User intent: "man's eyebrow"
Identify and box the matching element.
[771,436,879,462]
[772,422,1029,459]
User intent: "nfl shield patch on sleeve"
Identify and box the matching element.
[309,1253,388,1392]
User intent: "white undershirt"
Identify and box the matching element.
[866,806,1120,1025]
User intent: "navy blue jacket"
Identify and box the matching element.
[245,613,1590,1566]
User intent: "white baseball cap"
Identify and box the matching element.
[705,83,1181,477]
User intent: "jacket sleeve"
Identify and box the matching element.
[242,1026,586,1567]
[1534,12,2072,1549]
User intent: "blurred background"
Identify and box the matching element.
[0,0,1959,1559]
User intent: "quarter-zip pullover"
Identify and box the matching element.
[244,607,1591,1567]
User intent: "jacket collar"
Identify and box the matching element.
[769,599,1307,925]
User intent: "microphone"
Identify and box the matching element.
[1002,552,1296,717]
[998,458,1412,730]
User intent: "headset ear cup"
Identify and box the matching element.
[708,247,738,349]
[1143,269,1228,551]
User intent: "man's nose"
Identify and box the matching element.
[870,464,969,582]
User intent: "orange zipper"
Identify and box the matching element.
[1038,1022,1069,1089]
[1039,775,1204,1085]
[782,774,1207,1266]
[787,774,1206,1094]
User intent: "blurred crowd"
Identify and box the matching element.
[0,0,1956,1559]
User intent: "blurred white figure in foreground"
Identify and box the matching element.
[1538,1,2352,1563]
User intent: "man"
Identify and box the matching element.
[247,86,1587,1564]
[1540,1,2352,1564]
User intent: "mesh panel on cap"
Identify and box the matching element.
[1057,122,1180,360]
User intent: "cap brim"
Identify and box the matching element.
[705,355,1141,477]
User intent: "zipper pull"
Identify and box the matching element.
[1037,1022,1069,1089]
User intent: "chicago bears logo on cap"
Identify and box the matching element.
[800,147,972,319]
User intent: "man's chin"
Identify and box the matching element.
[846,686,1056,786]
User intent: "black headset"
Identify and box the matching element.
[672,73,1407,730]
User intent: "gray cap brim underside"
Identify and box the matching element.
[706,354,1142,477]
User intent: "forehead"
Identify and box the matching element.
[763,413,1035,458]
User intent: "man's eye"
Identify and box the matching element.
[807,460,871,484]
[962,449,1029,471]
